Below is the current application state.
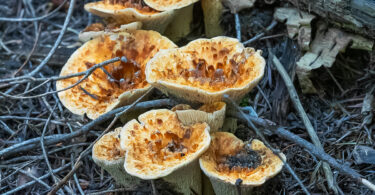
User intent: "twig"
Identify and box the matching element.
[242,20,278,45]
[269,47,337,193]
[3,163,71,195]
[47,88,155,195]
[23,0,75,77]
[71,154,85,195]
[40,105,59,184]
[0,57,121,99]
[17,168,50,189]
[12,23,42,77]
[151,180,158,195]
[0,0,67,22]
[234,13,241,41]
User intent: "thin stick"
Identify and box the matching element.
[269,48,337,193]
[40,105,59,184]
[3,163,71,195]
[151,180,158,195]
[234,13,241,41]
[242,20,278,45]
[0,57,121,99]
[0,0,68,22]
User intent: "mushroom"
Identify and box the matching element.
[84,0,175,33]
[120,109,211,194]
[79,21,142,42]
[142,0,199,42]
[56,30,177,119]
[92,128,141,186]
[200,132,285,195]
[164,4,194,42]
[146,37,266,103]
[201,0,224,38]
[172,102,227,132]
[143,0,198,11]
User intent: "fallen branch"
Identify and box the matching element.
[268,42,337,193]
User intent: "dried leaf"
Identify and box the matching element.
[221,0,255,13]
[274,8,315,38]
[296,22,373,94]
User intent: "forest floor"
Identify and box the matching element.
[0,0,374,194]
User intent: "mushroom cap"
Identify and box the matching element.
[92,128,125,167]
[174,102,226,132]
[79,22,142,42]
[84,1,175,32]
[120,109,211,180]
[56,30,177,119]
[145,37,265,103]
[143,0,199,11]
[199,132,285,186]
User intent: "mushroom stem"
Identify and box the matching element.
[162,160,203,194]
[164,4,194,42]
[209,180,253,195]
[201,0,224,38]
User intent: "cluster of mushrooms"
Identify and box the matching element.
[56,0,285,194]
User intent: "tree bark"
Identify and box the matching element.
[287,0,375,39]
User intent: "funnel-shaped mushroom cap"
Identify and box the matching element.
[146,37,265,103]
[173,102,226,132]
[84,1,175,33]
[200,132,285,186]
[120,109,211,179]
[144,0,199,11]
[56,30,177,119]
[79,22,142,42]
[92,128,124,166]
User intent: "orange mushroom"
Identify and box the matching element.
[92,128,141,186]
[172,102,227,132]
[146,37,265,103]
[84,0,175,33]
[56,30,177,119]
[79,22,142,42]
[120,109,211,194]
[200,132,285,195]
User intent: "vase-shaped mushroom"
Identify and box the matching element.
[172,102,226,132]
[92,128,141,186]
[84,0,175,33]
[200,132,285,195]
[120,109,211,195]
[79,22,142,42]
[146,37,265,103]
[56,30,177,119]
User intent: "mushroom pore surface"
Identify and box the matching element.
[199,102,225,113]
[123,110,210,178]
[200,133,284,184]
[96,0,158,14]
[57,31,175,118]
[93,131,125,161]
[147,38,264,92]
